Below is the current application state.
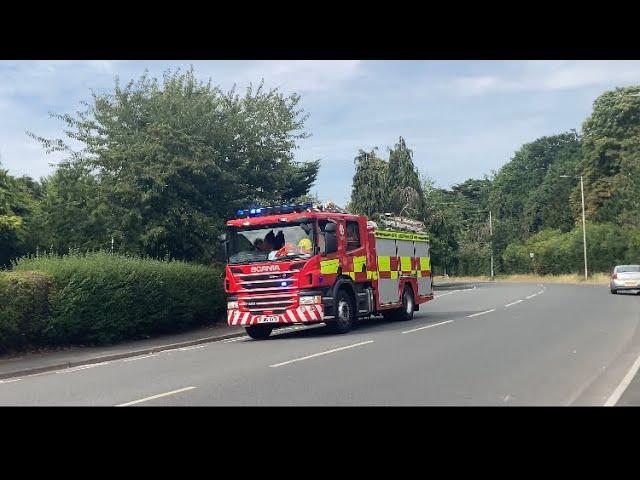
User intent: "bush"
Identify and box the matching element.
[8,252,225,347]
[501,223,640,275]
[0,271,51,351]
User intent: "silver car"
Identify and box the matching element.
[610,265,640,294]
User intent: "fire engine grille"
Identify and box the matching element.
[238,294,297,314]
[235,270,298,291]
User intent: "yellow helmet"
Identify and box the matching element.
[298,238,312,251]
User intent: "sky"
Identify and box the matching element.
[1,60,640,206]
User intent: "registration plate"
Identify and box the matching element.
[257,315,280,324]
[624,281,638,286]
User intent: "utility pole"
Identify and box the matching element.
[560,174,588,280]
[489,210,494,279]
[580,175,588,279]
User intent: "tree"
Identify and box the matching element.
[0,161,39,267]
[30,68,320,262]
[386,137,424,218]
[581,86,640,225]
[349,148,388,216]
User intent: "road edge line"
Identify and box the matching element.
[0,330,246,381]
[604,353,640,406]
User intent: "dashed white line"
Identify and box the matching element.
[525,294,538,299]
[123,354,158,362]
[177,344,209,352]
[433,286,476,299]
[56,362,110,373]
[0,378,22,384]
[467,309,496,318]
[604,353,640,406]
[505,300,523,308]
[117,386,197,406]
[269,340,374,368]
[402,320,454,334]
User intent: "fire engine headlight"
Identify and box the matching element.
[299,295,322,305]
[227,301,239,310]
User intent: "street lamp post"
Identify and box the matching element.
[489,210,494,279]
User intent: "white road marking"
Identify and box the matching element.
[505,300,523,308]
[56,362,110,373]
[123,354,158,362]
[177,344,209,351]
[467,309,496,318]
[270,340,374,368]
[117,386,197,406]
[224,337,246,343]
[525,294,538,299]
[402,320,454,334]
[433,286,476,298]
[604,353,640,406]
[0,378,22,384]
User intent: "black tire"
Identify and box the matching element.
[328,288,355,334]
[396,286,415,321]
[611,289,617,295]
[245,325,273,340]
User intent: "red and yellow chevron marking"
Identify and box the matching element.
[227,304,324,326]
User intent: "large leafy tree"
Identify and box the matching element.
[581,86,640,225]
[30,68,319,262]
[349,148,388,216]
[0,161,39,266]
[386,137,424,218]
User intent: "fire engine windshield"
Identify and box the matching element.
[226,222,315,264]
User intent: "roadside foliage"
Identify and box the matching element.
[0,253,225,352]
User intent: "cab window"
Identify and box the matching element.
[346,221,361,251]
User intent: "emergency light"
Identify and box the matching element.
[235,202,314,218]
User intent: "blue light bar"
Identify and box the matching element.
[235,203,314,218]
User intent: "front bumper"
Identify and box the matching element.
[227,304,324,326]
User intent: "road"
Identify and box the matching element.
[1,282,639,406]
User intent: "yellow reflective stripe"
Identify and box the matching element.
[320,259,340,274]
[353,255,366,272]
[419,257,430,271]
[400,256,412,272]
[374,230,429,242]
[390,271,399,279]
[367,271,379,280]
[377,256,391,272]
[347,271,356,280]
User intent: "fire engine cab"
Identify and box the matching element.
[221,203,433,339]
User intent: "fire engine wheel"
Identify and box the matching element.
[245,325,273,340]
[397,286,415,321]
[329,289,355,334]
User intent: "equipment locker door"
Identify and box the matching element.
[376,237,399,304]
[415,241,432,296]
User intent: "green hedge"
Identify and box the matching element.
[1,252,225,351]
[0,271,51,351]
[502,223,640,275]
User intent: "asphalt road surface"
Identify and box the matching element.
[1,282,639,406]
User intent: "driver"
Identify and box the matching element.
[297,238,312,254]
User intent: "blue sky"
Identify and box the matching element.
[1,60,640,206]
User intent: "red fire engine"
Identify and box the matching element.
[222,203,433,339]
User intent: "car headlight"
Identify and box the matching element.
[227,301,239,310]
[299,295,322,305]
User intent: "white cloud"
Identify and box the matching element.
[451,61,640,96]
[242,60,363,93]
